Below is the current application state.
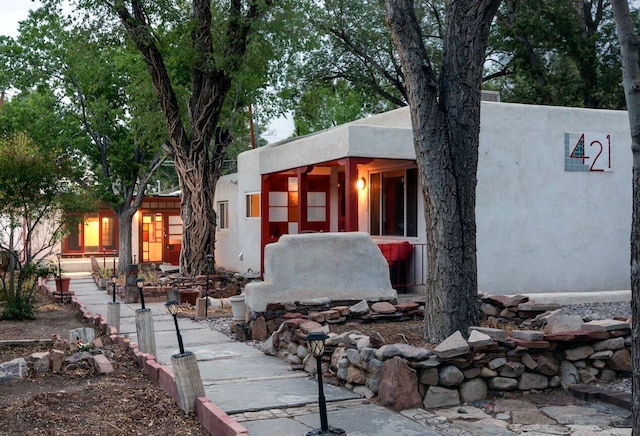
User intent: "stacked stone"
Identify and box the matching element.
[248,298,423,341]
[261,306,632,412]
[479,294,561,325]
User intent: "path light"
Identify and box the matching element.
[305,332,345,436]
[205,254,214,318]
[56,252,63,304]
[112,249,117,275]
[165,300,184,354]
[137,278,145,309]
[111,275,117,303]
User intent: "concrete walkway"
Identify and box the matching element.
[65,273,440,435]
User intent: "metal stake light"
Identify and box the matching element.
[205,254,214,318]
[165,300,184,354]
[111,275,117,303]
[305,332,344,436]
[137,278,145,309]
[56,252,63,304]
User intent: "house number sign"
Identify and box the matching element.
[564,132,612,172]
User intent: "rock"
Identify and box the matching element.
[606,349,631,371]
[468,326,507,342]
[377,357,422,411]
[349,300,370,315]
[51,349,65,373]
[29,351,50,374]
[251,316,269,340]
[346,366,367,384]
[438,364,465,387]
[488,357,507,370]
[419,368,438,385]
[352,385,375,399]
[320,309,341,320]
[518,372,548,390]
[433,331,469,359]
[559,360,579,386]
[296,344,309,360]
[371,301,396,314]
[375,343,431,361]
[589,350,613,360]
[69,327,95,350]
[366,358,383,392]
[468,330,494,347]
[536,354,559,376]
[499,361,524,378]
[422,386,461,408]
[592,337,625,351]
[308,312,325,323]
[543,314,584,334]
[286,354,302,365]
[521,353,537,370]
[564,345,594,361]
[394,302,419,312]
[499,309,517,318]
[599,369,616,383]
[437,405,490,420]
[549,375,561,387]
[299,321,329,335]
[578,369,597,384]
[459,378,488,403]
[511,330,544,341]
[480,302,500,316]
[481,367,498,377]
[488,377,518,390]
[463,367,481,379]
[582,319,630,331]
[0,358,27,382]
[92,354,114,374]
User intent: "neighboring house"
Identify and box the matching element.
[59,195,182,266]
[214,101,632,296]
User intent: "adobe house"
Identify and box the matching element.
[214,101,632,296]
[58,194,182,270]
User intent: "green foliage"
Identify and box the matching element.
[1,292,37,320]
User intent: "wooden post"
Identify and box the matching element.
[171,351,205,414]
[135,308,156,358]
[107,302,120,333]
[125,264,139,303]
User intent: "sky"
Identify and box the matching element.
[0,0,294,142]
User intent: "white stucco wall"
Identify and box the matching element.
[476,102,631,294]
[215,101,633,295]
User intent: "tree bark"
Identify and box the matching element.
[385,0,501,342]
[112,0,260,276]
[611,1,640,432]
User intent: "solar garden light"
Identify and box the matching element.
[107,274,120,333]
[205,254,214,318]
[137,278,145,309]
[56,252,63,304]
[134,277,155,357]
[165,300,185,354]
[305,332,345,436]
[165,299,205,414]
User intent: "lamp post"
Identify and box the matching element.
[56,252,63,304]
[204,254,214,318]
[107,274,120,333]
[137,278,145,309]
[165,300,184,354]
[305,332,345,436]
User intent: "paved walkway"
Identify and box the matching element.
[64,274,633,436]
[66,273,440,435]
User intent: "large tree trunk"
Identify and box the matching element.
[116,207,136,273]
[611,1,640,432]
[385,0,501,342]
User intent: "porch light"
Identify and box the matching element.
[356,177,366,191]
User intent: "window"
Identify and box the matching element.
[245,193,261,218]
[370,168,418,237]
[218,201,229,230]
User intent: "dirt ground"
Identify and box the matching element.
[0,293,208,435]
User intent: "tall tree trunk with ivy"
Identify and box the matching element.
[385,0,502,342]
[112,0,263,276]
[611,1,640,431]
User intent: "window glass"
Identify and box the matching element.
[218,202,229,229]
[369,168,417,237]
[245,193,261,218]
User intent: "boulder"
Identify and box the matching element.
[377,356,422,411]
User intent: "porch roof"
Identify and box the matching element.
[256,122,415,175]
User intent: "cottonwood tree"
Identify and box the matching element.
[385,0,502,341]
[103,0,292,275]
[611,0,640,431]
[1,6,167,271]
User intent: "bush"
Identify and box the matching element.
[1,291,37,320]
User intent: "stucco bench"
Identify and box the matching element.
[244,232,397,312]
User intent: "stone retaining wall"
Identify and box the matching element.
[260,301,632,412]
